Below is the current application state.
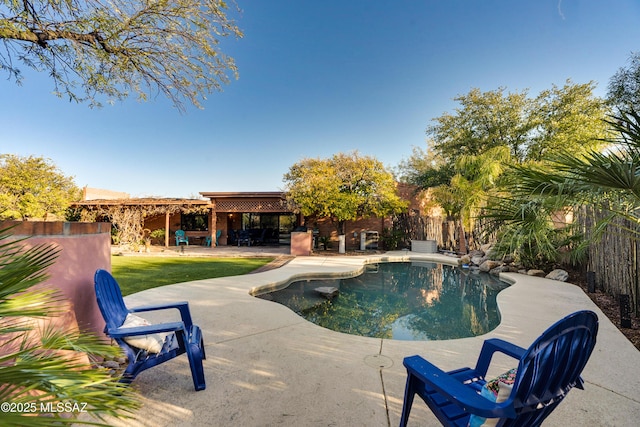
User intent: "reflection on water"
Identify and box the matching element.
[256,262,510,340]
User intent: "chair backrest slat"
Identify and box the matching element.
[511,311,598,417]
[94,269,129,330]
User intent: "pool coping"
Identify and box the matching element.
[96,251,640,426]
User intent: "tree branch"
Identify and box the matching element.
[0,26,110,51]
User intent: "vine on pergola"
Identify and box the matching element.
[73,200,210,246]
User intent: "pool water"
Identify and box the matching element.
[256,262,509,340]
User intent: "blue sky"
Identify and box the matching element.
[3,0,640,198]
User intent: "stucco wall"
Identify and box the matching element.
[1,221,112,338]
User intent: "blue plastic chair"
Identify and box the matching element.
[237,229,251,246]
[94,269,206,391]
[399,310,598,427]
[175,229,189,246]
[204,230,222,247]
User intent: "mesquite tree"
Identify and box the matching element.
[0,0,243,110]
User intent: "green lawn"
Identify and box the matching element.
[111,256,274,296]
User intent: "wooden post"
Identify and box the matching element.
[209,203,216,246]
[165,212,170,247]
[458,223,467,255]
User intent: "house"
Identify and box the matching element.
[72,184,426,251]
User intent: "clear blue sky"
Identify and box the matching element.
[3,0,640,198]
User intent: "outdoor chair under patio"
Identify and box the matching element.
[205,230,222,247]
[175,229,189,246]
[94,269,206,391]
[399,310,598,427]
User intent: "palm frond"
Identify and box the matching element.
[0,228,140,425]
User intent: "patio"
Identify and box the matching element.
[92,252,640,426]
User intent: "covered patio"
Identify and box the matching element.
[72,192,301,249]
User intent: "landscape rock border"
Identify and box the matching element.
[459,248,569,282]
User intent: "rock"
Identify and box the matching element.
[468,249,484,258]
[102,360,121,369]
[479,260,502,272]
[460,255,471,265]
[527,269,546,277]
[314,286,339,299]
[480,243,493,254]
[501,254,515,264]
[489,265,511,276]
[546,269,569,282]
[470,255,484,266]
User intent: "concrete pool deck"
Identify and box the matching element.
[101,251,640,426]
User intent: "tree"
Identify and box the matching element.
[426,87,534,162]
[528,81,610,160]
[0,154,80,220]
[396,145,454,189]
[608,51,640,111]
[0,0,243,110]
[399,81,609,254]
[423,81,608,165]
[483,108,640,268]
[0,227,139,425]
[508,109,640,234]
[283,151,407,235]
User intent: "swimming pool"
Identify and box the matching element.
[255,261,509,340]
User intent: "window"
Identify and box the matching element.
[181,213,208,231]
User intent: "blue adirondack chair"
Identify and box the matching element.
[399,310,598,427]
[94,269,206,391]
[175,229,189,246]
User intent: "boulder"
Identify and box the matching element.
[546,269,569,282]
[501,254,515,264]
[479,260,502,272]
[468,249,484,258]
[460,255,471,266]
[314,286,339,299]
[480,243,493,254]
[470,255,485,266]
[489,265,511,276]
[527,269,546,277]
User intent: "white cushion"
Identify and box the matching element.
[121,313,167,354]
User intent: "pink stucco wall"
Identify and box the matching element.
[2,221,112,338]
[290,231,312,256]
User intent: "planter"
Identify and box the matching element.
[290,231,313,256]
[411,239,437,253]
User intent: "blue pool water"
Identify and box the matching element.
[256,262,510,340]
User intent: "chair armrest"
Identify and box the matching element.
[404,355,517,419]
[130,301,194,329]
[474,338,526,377]
[108,321,185,338]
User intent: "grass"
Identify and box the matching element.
[111,256,274,295]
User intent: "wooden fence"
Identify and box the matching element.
[576,205,639,316]
[392,213,491,253]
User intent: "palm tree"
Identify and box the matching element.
[0,227,139,426]
[511,109,640,235]
[429,146,511,251]
[482,109,640,267]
